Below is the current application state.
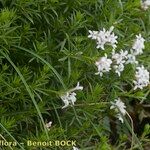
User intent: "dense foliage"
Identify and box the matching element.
[0,0,150,150]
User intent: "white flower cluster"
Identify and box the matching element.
[87,26,149,123]
[125,34,145,65]
[131,34,149,89]
[95,54,112,76]
[91,28,149,90]
[88,26,118,50]
[61,82,83,109]
[112,50,128,76]
[95,49,138,77]
[131,34,145,55]
[141,0,150,10]
[134,66,150,90]
[110,98,126,123]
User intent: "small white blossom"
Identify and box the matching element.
[126,54,138,64]
[45,121,52,130]
[133,66,149,90]
[112,50,128,64]
[61,92,77,109]
[95,54,112,76]
[111,50,128,76]
[88,26,118,50]
[73,146,79,150]
[141,0,150,10]
[110,98,126,123]
[88,30,99,40]
[113,63,124,76]
[131,34,145,55]
[71,82,83,92]
[61,83,83,109]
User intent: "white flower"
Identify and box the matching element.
[88,26,118,50]
[126,54,138,64]
[73,146,79,150]
[133,66,149,90]
[88,30,99,40]
[110,98,126,123]
[61,92,77,109]
[45,121,52,130]
[131,34,145,55]
[95,54,112,76]
[111,50,128,76]
[71,82,83,92]
[141,0,150,10]
[61,82,83,109]
[112,50,128,64]
[113,63,124,76]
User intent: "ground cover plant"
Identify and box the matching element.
[0,0,150,150]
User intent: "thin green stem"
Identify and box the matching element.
[126,111,134,150]
[124,114,143,150]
